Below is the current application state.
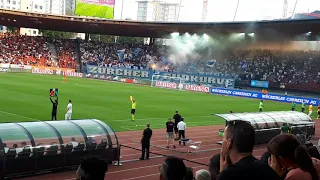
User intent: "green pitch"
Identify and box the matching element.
[0,73,307,132]
[75,0,114,19]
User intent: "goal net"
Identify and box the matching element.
[151,74,183,90]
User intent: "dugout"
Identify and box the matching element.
[215,111,315,144]
[0,119,119,179]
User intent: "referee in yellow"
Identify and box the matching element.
[130,96,137,121]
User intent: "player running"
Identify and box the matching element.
[65,100,72,120]
[130,96,136,121]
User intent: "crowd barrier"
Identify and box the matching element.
[210,88,319,105]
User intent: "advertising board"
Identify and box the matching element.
[251,80,269,88]
[210,88,319,105]
[185,84,210,93]
[155,81,177,89]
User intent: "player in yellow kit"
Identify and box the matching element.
[130,96,137,121]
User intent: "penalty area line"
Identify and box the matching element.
[0,110,39,121]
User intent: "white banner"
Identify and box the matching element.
[185,84,210,92]
[155,81,177,89]
[8,64,32,70]
[32,68,54,75]
[0,63,10,68]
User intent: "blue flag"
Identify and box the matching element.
[117,49,126,62]
[206,59,216,68]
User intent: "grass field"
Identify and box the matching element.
[75,0,114,19]
[0,73,310,132]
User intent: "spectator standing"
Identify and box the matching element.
[140,123,152,160]
[177,118,187,145]
[159,157,186,180]
[166,118,176,149]
[196,169,211,180]
[76,156,108,180]
[173,111,182,140]
[217,120,280,180]
[267,133,318,180]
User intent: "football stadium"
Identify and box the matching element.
[0,0,320,179]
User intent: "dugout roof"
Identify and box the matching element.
[0,9,320,38]
[0,119,118,149]
[215,111,314,129]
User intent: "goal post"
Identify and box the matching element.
[151,74,183,90]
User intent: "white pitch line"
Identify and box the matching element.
[0,110,38,120]
[111,115,214,122]
[120,121,217,129]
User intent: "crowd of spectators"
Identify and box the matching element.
[0,34,54,66]
[53,39,77,69]
[1,34,319,90]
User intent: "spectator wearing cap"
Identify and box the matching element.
[166,118,176,149]
[196,169,211,180]
[159,157,186,180]
[76,156,108,180]
[177,118,187,145]
[217,120,280,180]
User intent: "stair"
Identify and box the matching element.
[48,42,59,67]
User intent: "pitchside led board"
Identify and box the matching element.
[75,0,115,19]
[50,88,59,97]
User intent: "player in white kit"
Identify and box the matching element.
[65,100,72,120]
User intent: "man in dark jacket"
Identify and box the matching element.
[50,96,58,120]
[173,110,181,140]
[140,123,152,160]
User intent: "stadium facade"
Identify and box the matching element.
[294,10,320,19]
[0,0,73,36]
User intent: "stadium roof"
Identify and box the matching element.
[0,9,320,38]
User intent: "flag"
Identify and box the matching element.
[206,59,216,68]
[161,56,168,65]
[134,48,142,57]
[117,49,126,62]
[241,62,248,69]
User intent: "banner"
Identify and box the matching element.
[0,68,8,72]
[155,81,177,89]
[33,66,75,72]
[251,80,269,88]
[32,68,54,75]
[86,66,235,87]
[0,64,32,69]
[75,0,115,19]
[62,71,83,78]
[210,88,319,105]
[185,84,210,93]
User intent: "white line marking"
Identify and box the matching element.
[0,110,38,120]
[111,115,214,122]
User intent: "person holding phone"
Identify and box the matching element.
[217,120,280,180]
[50,96,58,120]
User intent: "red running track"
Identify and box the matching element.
[19,123,320,180]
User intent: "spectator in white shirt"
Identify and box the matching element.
[177,118,187,145]
[69,137,79,148]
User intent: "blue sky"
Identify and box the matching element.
[113,0,320,22]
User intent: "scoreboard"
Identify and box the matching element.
[50,88,58,97]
